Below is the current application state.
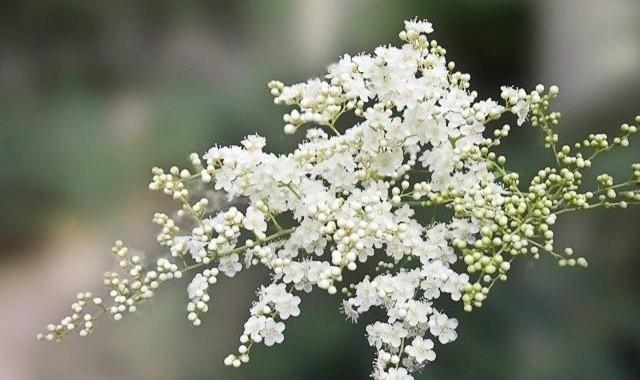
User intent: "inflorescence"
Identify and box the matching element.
[38,19,640,380]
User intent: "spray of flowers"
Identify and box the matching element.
[38,19,640,379]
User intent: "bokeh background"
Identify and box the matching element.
[2,1,640,379]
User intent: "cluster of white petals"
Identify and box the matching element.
[39,18,640,379]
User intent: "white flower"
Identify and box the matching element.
[282,261,306,285]
[41,17,630,380]
[500,86,531,126]
[428,312,458,344]
[173,236,207,262]
[187,273,208,300]
[241,134,266,152]
[260,318,285,346]
[405,336,436,364]
[244,315,266,341]
[218,254,242,277]
[366,322,408,349]
[374,149,405,177]
[353,277,380,313]
[341,299,359,323]
[381,367,414,380]
[404,18,433,34]
[273,293,301,320]
[306,261,331,284]
[404,300,431,327]
[243,206,267,234]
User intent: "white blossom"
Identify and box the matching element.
[218,254,242,277]
[187,274,208,300]
[405,336,436,364]
[428,312,458,344]
[38,17,640,380]
[242,206,267,234]
[260,318,285,346]
[380,367,414,380]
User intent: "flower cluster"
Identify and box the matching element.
[39,18,640,379]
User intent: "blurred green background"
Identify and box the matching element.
[1,1,639,379]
